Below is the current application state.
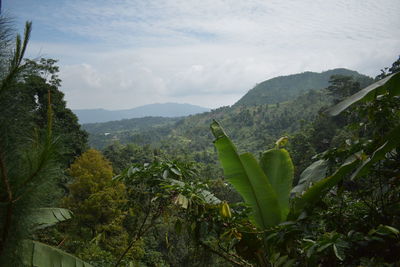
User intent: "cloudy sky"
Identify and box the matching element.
[3,0,400,110]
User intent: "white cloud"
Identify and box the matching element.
[15,0,400,109]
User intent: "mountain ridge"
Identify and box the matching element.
[83,68,374,153]
[74,102,210,124]
[234,68,372,106]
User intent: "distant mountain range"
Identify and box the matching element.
[83,68,374,151]
[234,68,371,106]
[74,103,210,123]
[75,69,371,124]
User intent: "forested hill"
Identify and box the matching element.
[86,89,331,153]
[84,68,373,153]
[74,102,210,123]
[234,68,371,106]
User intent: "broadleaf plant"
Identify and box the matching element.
[30,208,73,230]
[22,240,92,267]
[326,72,400,116]
[211,120,289,229]
[211,120,365,228]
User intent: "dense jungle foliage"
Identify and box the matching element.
[1,19,400,267]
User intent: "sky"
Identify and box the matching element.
[3,0,400,110]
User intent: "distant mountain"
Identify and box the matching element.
[84,68,373,153]
[85,89,334,151]
[234,68,372,106]
[74,103,210,124]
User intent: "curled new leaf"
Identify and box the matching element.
[275,136,289,148]
[220,201,232,218]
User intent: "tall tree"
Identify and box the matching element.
[61,149,133,265]
[20,58,88,166]
[0,22,62,266]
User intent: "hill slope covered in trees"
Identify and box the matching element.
[234,68,371,106]
[84,69,373,157]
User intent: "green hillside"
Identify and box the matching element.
[87,89,330,154]
[83,116,180,149]
[85,69,373,158]
[234,68,372,106]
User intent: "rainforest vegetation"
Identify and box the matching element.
[1,19,400,267]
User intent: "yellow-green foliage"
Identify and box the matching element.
[62,149,140,264]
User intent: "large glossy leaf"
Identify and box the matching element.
[326,72,400,116]
[30,208,73,230]
[22,240,92,267]
[260,148,294,220]
[290,125,400,217]
[291,159,329,196]
[291,157,359,217]
[351,124,400,180]
[211,120,281,229]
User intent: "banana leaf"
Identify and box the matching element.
[326,72,400,116]
[30,208,73,230]
[211,120,281,228]
[291,159,329,196]
[291,157,359,218]
[351,124,400,180]
[22,240,92,267]
[260,148,294,220]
